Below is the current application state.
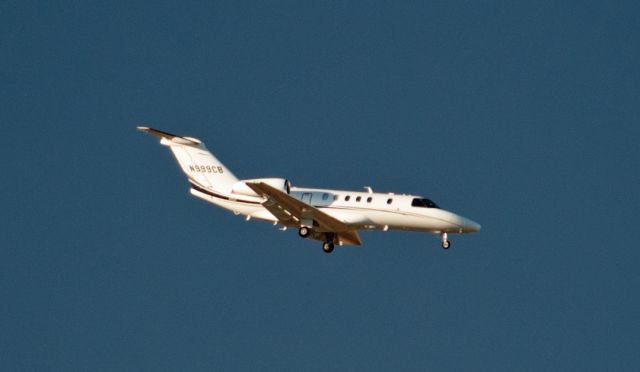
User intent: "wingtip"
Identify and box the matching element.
[137,126,150,132]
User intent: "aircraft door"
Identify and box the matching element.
[301,192,312,204]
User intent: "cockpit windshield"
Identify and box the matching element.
[411,198,439,208]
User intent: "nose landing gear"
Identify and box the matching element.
[440,232,451,249]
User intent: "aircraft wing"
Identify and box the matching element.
[246,182,362,246]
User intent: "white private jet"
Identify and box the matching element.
[138,127,480,253]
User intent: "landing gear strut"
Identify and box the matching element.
[440,232,451,249]
[298,226,310,238]
[322,241,334,253]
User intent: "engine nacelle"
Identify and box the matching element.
[231,178,291,197]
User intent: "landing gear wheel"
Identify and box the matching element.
[298,226,310,238]
[439,232,450,250]
[322,241,334,253]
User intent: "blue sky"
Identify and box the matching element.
[2,1,639,370]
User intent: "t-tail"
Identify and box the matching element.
[137,127,239,194]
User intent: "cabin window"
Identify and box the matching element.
[333,195,339,201]
[356,196,362,202]
[411,198,439,208]
[387,198,393,205]
[322,193,329,200]
[345,195,351,201]
[367,197,372,203]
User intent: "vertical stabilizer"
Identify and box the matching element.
[138,127,239,194]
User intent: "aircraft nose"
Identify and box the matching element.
[463,218,481,233]
[440,211,481,233]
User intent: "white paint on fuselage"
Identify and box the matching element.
[190,185,480,235]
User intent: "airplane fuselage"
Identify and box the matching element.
[190,184,480,235]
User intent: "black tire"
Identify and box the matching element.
[299,226,310,238]
[441,240,451,249]
[322,242,334,253]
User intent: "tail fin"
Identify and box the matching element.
[138,127,239,194]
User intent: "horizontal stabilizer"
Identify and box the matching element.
[137,126,202,146]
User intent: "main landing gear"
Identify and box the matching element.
[440,232,451,250]
[298,226,311,238]
[322,241,335,253]
[299,227,335,254]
